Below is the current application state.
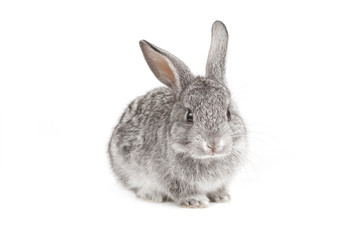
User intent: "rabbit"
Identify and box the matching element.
[108,21,247,208]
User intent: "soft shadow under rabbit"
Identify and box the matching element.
[109,21,247,208]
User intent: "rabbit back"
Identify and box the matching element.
[109,87,175,198]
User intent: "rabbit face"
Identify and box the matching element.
[169,78,244,159]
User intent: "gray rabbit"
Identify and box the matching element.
[109,21,247,208]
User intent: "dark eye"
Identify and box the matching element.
[186,110,193,123]
[227,110,231,120]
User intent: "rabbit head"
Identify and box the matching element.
[140,21,246,160]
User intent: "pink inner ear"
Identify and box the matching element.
[142,43,176,86]
[152,53,176,84]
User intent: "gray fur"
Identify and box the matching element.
[206,21,228,81]
[109,21,247,208]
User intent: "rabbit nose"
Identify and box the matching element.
[206,144,216,154]
[205,140,224,154]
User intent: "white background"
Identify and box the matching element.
[1,0,359,239]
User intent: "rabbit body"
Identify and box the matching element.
[109,21,247,207]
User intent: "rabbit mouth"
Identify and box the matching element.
[195,145,232,159]
[171,141,233,159]
[195,135,234,158]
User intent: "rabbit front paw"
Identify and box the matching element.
[178,195,210,208]
[207,192,231,203]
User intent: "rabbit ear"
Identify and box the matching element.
[205,21,228,82]
[140,40,194,95]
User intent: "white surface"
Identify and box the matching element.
[1,0,359,239]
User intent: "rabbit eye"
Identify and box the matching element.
[186,110,193,123]
[227,110,231,121]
